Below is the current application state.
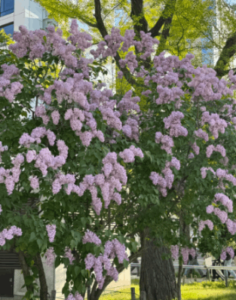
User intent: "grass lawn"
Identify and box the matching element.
[99,279,236,300]
[181,280,236,300]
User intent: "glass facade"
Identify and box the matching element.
[0,23,14,36]
[0,0,14,17]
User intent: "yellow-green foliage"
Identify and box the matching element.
[34,0,218,108]
[34,0,215,61]
[0,29,14,45]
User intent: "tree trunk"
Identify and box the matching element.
[140,228,177,300]
[176,258,183,300]
[34,253,49,300]
[18,251,35,297]
[175,208,191,300]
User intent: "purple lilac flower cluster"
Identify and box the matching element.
[0,153,24,195]
[0,64,23,102]
[46,224,56,243]
[9,24,92,71]
[66,293,83,300]
[119,145,143,163]
[155,132,174,154]
[220,247,235,261]
[0,225,22,246]
[170,245,199,265]
[45,247,56,267]
[214,193,233,213]
[191,142,200,155]
[198,220,214,232]
[85,238,128,289]
[201,111,227,139]
[200,193,234,232]
[64,107,104,147]
[187,65,233,102]
[163,111,188,137]
[201,167,236,188]
[51,152,129,215]
[29,176,39,190]
[170,246,196,264]
[82,230,101,245]
[194,128,209,142]
[149,157,180,196]
[90,27,158,65]
[206,144,226,158]
[19,128,68,177]
[64,247,75,265]
[155,84,184,106]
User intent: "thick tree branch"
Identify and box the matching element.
[217,67,236,77]
[129,0,153,72]
[155,0,176,57]
[130,0,148,37]
[93,0,147,89]
[34,253,48,300]
[18,251,35,295]
[214,31,236,78]
[148,0,176,38]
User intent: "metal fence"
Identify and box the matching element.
[130,262,236,287]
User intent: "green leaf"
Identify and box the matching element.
[29,232,36,242]
[37,239,43,249]
[123,259,129,268]
[21,111,27,117]
[74,266,80,277]
[55,256,61,268]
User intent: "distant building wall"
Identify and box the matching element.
[0,0,45,33]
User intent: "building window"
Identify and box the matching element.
[0,23,14,36]
[0,0,14,17]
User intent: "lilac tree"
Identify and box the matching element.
[0,21,145,300]
[2,19,236,300]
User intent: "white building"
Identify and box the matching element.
[0,0,57,36]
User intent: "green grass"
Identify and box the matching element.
[181,280,236,300]
[99,279,236,300]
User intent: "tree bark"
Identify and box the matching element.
[175,208,190,300]
[34,253,49,300]
[176,260,182,300]
[18,251,35,296]
[140,228,177,300]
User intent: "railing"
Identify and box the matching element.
[131,262,236,287]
